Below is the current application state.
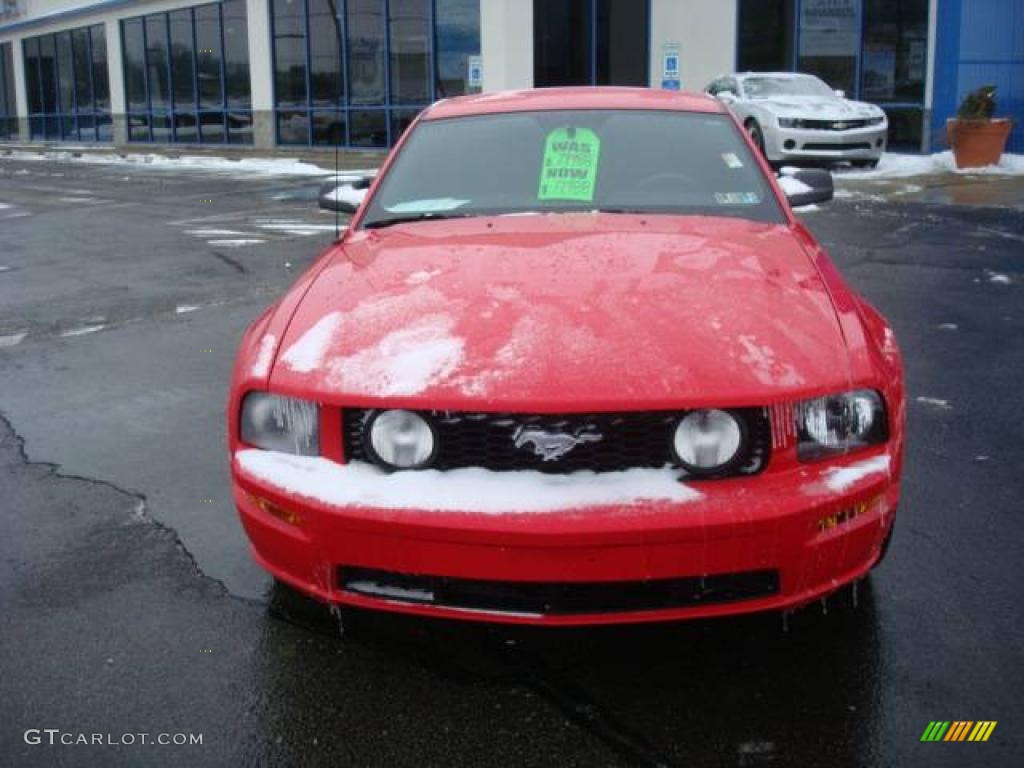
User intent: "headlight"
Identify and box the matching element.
[240,392,319,456]
[368,410,436,470]
[866,115,886,126]
[796,389,887,461]
[778,117,805,129]
[672,409,745,474]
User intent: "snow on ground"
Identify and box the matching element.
[0,202,11,209]
[59,324,105,337]
[837,151,1024,180]
[823,455,891,492]
[916,396,952,410]
[776,175,813,196]
[257,222,344,236]
[206,238,265,247]
[3,150,364,177]
[175,305,199,314]
[0,332,27,347]
[985,270,1012,284]
[184,228,247,237]
[236,449,702,514]
[325,184,369,208]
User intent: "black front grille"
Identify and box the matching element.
[340,567,780,615]
[343,408,771,477]
[800,118,876,131]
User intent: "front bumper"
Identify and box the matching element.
[232,448,899,625]
[765,123,887,163]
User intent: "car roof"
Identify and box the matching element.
[735,72,817,80]
[423,87,725,121]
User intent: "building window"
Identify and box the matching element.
[737,0,795,72]
[272,0,480,148]
[23,25,112,141]
[533,0,648,88]
[0,42,16,139]
[121,0,252,144]
[737,0,929,151]
[435,0,480,97]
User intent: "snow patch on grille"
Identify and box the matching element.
[236,449,701,513]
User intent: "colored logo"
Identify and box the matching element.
[920,721,997,742]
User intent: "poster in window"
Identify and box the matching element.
[800,0,858,57]
[862,48,895,99]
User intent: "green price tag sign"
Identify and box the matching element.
[538,126,601,202]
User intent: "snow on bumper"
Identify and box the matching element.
[232,449,899,624]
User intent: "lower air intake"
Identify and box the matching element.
[340,567,779,616]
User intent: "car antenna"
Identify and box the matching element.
[334,137,340,239]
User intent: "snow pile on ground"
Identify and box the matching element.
[325,184,368,207]
[823,455,891,492]
[776,175,813,197]
[3,150,361,177]
[236,449,701,513]
[838,151,1024,179]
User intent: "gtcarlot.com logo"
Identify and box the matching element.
[24,730,203,747]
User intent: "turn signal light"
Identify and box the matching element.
[248,492,302,526]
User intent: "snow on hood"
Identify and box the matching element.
[236,449,701,514]
[757,95,881,120]
[270,214,850,407]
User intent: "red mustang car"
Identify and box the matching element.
[228,88,904,625]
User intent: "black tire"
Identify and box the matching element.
[746,119,767,158]
[853,158,880,169]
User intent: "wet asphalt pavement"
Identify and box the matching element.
[1,152,1022,767]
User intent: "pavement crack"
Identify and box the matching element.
[501,642,673,767]
[210,249,248,273]
[0,409,234,600]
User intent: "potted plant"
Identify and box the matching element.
[947,85,1013,169]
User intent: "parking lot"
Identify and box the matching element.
[1,151,1022,767]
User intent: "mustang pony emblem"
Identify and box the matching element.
[512,426,603,461]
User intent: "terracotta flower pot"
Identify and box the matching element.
[947,118,1012,168]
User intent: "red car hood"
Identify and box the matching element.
[269,214,850,410]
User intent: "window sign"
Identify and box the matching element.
[661,42,680,90]
[467,55,482,89]
[861,47,895,99]
[799,0,858,57]
[538,126,601,202]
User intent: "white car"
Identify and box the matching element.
[705,72,887,168]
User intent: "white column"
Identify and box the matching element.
[480,0,533,92]
[245,0,274,148]
[104,18,127,144]
[11,37,29,140]
[649,0,736,92]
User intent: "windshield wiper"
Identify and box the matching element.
[363,212,475,229]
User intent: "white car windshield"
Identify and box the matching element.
[742,76,835,100]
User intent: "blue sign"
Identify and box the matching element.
[661,79,681,91]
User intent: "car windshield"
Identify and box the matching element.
[742,75,835,100]
[360,109,784,227]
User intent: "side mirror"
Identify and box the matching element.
[718,90,737,103]
[318,173,374,213]
[834,89,846,99]
[778,168,834,207]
